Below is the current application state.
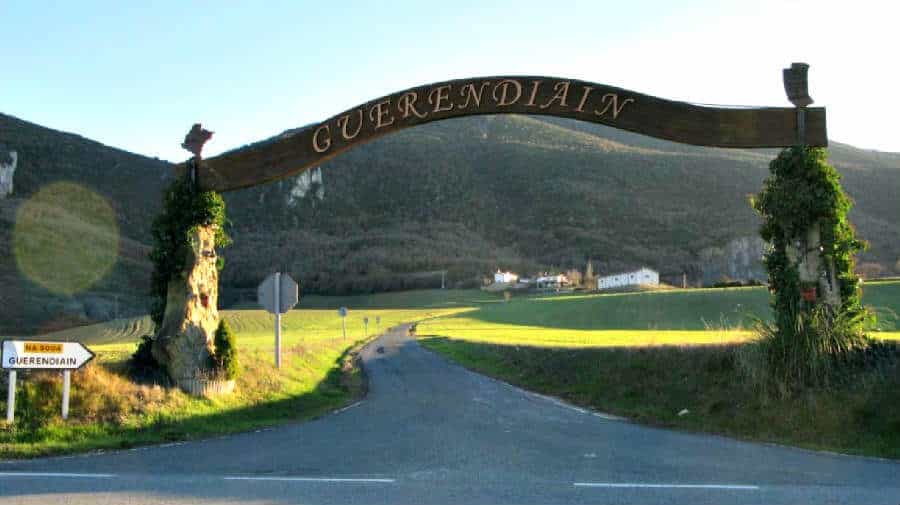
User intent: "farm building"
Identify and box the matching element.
[536,274,569,289]
[494,270,519,284]
[597,267,659,290]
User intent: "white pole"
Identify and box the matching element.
[61,370,71,420]
[342,317,346,340]
[364,320,368,339]
[6,370,15,424]
[275,272,282,369]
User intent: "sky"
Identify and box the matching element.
[3,0,898,162]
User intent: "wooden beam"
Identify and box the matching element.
[179,76,827,192]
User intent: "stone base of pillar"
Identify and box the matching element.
[177,378,236,397]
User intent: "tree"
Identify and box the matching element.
[584,259,595,289]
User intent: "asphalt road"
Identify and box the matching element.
[1,326,898,504]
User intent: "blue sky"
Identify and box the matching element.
[3,0,897,161]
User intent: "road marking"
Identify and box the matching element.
[592,412,626,421]
[573,482,759,490]
[223,476,395,483]
[0,472,115,478]
[333,401,364,414]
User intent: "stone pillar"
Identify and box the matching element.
[785,220,840,307]
[152,225,220,391]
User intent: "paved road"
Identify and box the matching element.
[1,326,898,504]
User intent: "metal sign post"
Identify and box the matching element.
[6,370,15,424]
[2,340,95,423]
[363,317,369,339]
[275,272,282,368]
[62,370,71,419]
[376,316,381,333]
[338,307,348,339]
[258,272,300,369]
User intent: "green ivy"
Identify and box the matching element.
[752,147,865,316]
[149,167,231,328]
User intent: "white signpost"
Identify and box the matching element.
[376,315,381,332]
[338,307,348,339]
[363,317,369,339]
[258,272,300,368]
[2,340,95,423]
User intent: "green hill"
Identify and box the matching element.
[2,111,899,333]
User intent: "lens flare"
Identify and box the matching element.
[13,182,119,295]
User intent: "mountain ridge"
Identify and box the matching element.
[1,111,898,333]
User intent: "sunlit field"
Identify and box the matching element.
[417,281,900,347]
[1,305,463,458]
[3,282,898,458]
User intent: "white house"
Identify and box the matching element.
[494,270,519,284]
[536,273,569,289]
[597,267,659,290]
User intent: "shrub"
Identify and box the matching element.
[213,319,239,380]
[743,306,873,394]
[128,335,166,384]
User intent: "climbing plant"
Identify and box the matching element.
[149,173,231,328]
[750,146,872,388]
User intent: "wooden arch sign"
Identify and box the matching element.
[180,74,826,192]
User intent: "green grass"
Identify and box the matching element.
[3,283,898,458]
[0,304,462,458]
[416,281,900,459]
[416,282,900,346]
[420,337,900,459]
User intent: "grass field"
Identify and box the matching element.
[0,305,463,458]
[417,282,900,346]
[416,281,900,459]
[2,282,898,458]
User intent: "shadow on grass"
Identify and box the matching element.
[419,335,900,460]
[0,342,367,459]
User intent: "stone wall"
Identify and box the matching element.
[152,225,220,389]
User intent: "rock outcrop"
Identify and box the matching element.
[0,149,16,198]
[152,225,220,390]
[698,236,768,285]
[287,166,324,205]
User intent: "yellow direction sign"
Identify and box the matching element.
[3,340,94,424]
[2,340,94,370]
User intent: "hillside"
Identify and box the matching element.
[1,111,899,333]
[221,114,900,293]
[0,113,172,333]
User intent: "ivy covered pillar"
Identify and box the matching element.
[749,65,870,388]
[149,125,233,394]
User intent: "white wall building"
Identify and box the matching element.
[494,270,519,284]
[536,274,569,289]
[597,267,659,290]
